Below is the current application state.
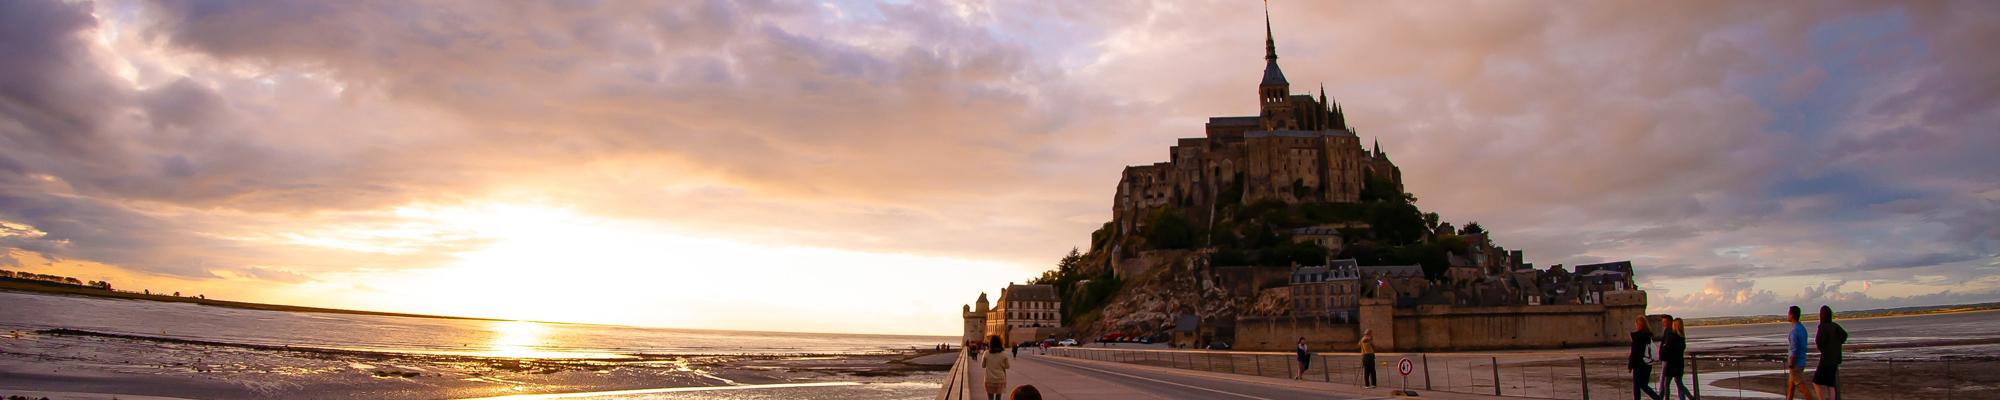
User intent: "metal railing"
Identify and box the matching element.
[1686,353,1972,400]
[1050,347,1607,398]
[1047,347,1985,400]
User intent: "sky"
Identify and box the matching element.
[1,0,1995,336]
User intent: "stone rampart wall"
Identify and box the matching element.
[1236,291,1647,352]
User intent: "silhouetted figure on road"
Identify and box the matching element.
[1660,318,1690,399]
[982,336,1010,400]
[1629,315,1661,400]
[1293,337,1311,380]
[1786,306,1817,400]
[1815,306,1847,400]
[1360,329,1377,388]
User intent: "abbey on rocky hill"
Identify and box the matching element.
[1112,9,1403,238]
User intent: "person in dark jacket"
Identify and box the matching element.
[1786,306,1816,400]
[1629,315,1661,400]
[1814,306,1847,400]
[1659,318,1690,400]
[1292,337,1311,380]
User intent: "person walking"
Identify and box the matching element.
[1786,306,1817,400]
[1293,337,1311,380]
[1659,318,1691,400]
[1814,306,1847,400]
[982,336,1011,400]
[1629,315,1662,400]
[1011,341,1019,358]
[1360,329,1378,388]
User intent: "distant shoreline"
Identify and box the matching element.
[1683,308,2000,331]
[0,278,956,340]
[0,279,507,323]
[1683,302,2000,327]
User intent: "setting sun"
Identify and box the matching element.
[262,201,1026,334]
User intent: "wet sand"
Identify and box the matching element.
[0,328,951,400]
[1686,354,2000,400]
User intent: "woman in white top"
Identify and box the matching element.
[981,336,1011,400]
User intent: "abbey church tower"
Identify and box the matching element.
[1109,3,1404,240]
[1258,9,1295,131]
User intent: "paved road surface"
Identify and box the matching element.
[973,352,1427,400]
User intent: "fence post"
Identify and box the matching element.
[1322,354,1331,382]
[1579,356,1590,400]
[1423,354,1433,390]
[1492,356,1502,396]
[1690,353,1700,400]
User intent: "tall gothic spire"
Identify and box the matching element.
[1319,84,1328,109]
[1265,2,1278,62]
[1259,1,1289,86]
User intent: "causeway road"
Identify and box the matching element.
[970,351,1502,400]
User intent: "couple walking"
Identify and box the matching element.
[1786,306,1848,400]
[1629,315,1690,400]
[1289,329,1378,389]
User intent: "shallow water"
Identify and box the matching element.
[0,290,955,399]
[0,290,954,359]
[1684,309,2000,358]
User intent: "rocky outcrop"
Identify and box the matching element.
[1247,287,1293,317]
[1073,251,1258,339]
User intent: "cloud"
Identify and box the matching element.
[0,0,1995,329]
[1659,275,2000,317]
[1659,277,1780,314]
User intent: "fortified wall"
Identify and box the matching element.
[1234,315,1362,351]
[1236,290,1647,352]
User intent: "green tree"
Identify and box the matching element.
[1143,208,1200,249]
[1090,222,1114,250]
[1368,201,1428,245]
[1211,248,1253,266]
[1436,234,1469,253]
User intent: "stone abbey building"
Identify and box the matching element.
[1113,12,1403,237]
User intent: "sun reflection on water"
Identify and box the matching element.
[488,320,559,359]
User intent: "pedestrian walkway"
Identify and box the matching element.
[960,352,1511,400]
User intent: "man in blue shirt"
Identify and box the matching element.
[1787,306,1817,400]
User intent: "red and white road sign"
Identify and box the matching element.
[1398,357,1414,376]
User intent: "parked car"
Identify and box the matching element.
[1057,338,1078,346]
[1205,341,1231,350]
